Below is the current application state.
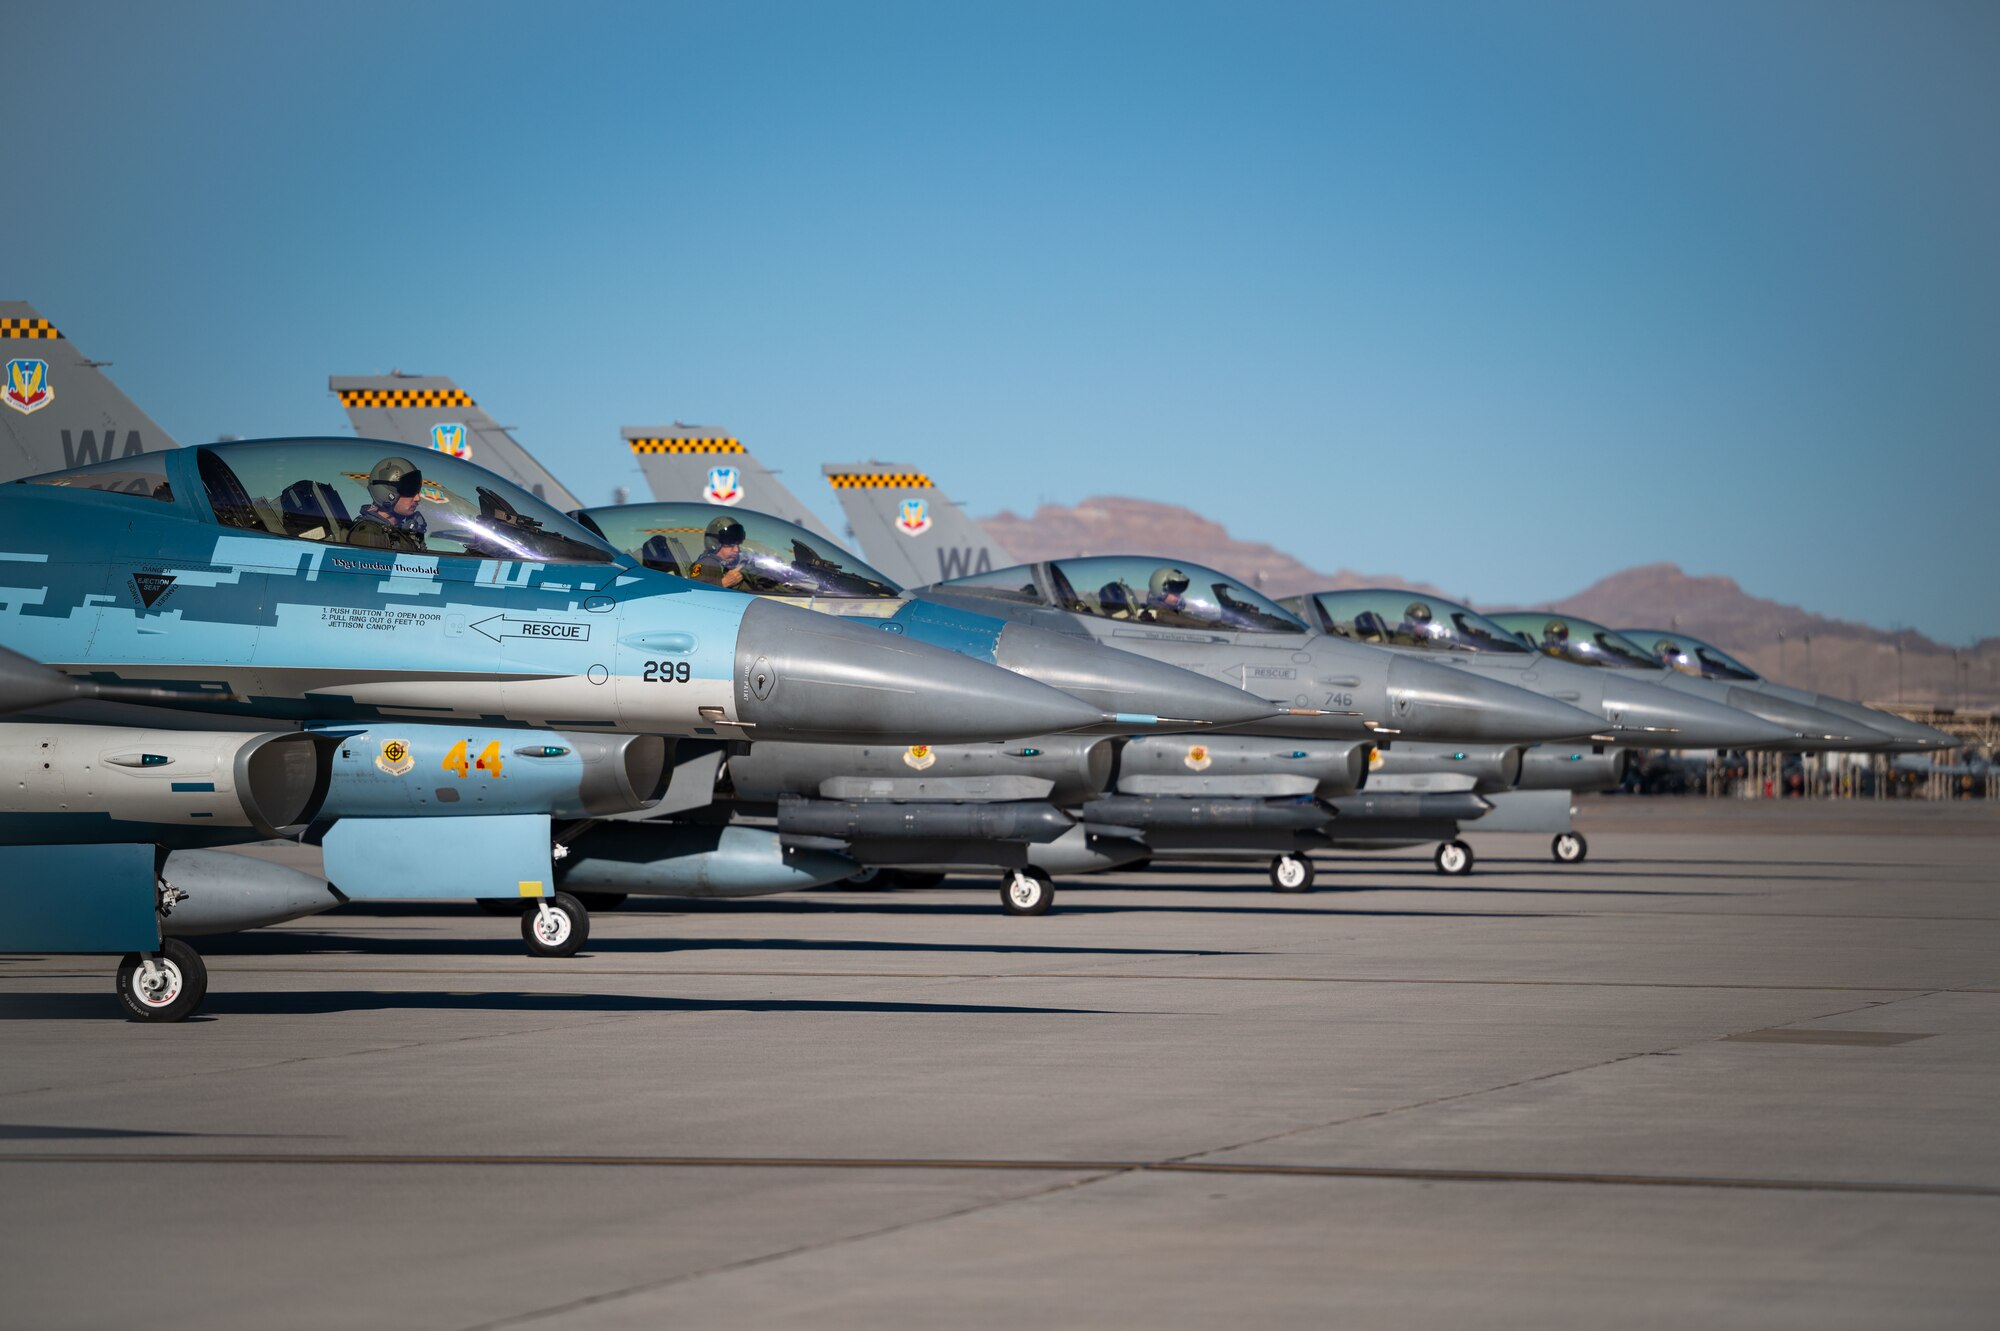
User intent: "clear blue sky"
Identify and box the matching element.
[9,1,1996,642]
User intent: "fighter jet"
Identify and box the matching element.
[334,386,1288,913]
[0,323,1107,1018]
[1285,590,1810,869]
[1486,613,1895,750]
[827,459,1629,893]
[1618,626,1960,753]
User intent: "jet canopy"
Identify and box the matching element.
[940,556,1307,634]
[1487,612,1661,671]
[574,503,902,599]
[1294,589,1530,654]
[1622,628,1762,682]
[148,440,618,564]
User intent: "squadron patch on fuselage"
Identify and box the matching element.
[704,465,744,506]
[4,358,52,414]
[430,423,472,460]
[896,498,932,537]
[903,744,936,771]
[1184,744,1212,771]
[376,738,415,777]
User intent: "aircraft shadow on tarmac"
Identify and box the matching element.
[0,992,1115,1021]
[190,933,1254,960]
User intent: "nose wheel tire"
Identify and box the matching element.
[1434,840,1475,876]
[116,939,207,1023]
[1269,853,1314,892]
[1000,868,1054,916]
[1552,833,1588,864]
[522,891,590,958]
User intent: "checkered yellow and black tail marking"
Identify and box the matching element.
[828,472,931,490]
[337,388,476,408]
[0,319,62,340]
[628,438,743,454]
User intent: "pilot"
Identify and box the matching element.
[1540,619,1571,657]
[1399,601,1436,643]
[687,516,748,589]
[1652,638,1688,671]
[1144,567,1192,620]
[352,457,428,551]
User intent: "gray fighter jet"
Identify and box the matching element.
[1486,613,1896,750]
[1618,627,1959,753]
[826,459,1642,892]
[1285,590,1810,869]
[334,380,1287,914]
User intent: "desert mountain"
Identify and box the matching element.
[982,498,1997,710]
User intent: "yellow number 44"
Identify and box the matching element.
[442,740,505,779]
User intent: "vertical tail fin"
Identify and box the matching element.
[625,425,841,543]
[0,302,179,481]
[823,461,1008,588]
[330,374,583,512]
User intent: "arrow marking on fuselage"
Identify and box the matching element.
[470,615,589,644]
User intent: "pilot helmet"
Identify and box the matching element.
[1150,567,1191,598]
[704,515,747,552]
[1406,602,1434,625]
[366,457,424,506]
[1544,619,1570,643]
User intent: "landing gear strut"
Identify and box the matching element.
[522,891,590,957]
[1434,840,1475,876]
[1269,853,1314,892]
[116,938,207,1023]
[1552,832,1588,865]
[1000,867,1054,916]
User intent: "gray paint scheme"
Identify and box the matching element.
[823,459,1009,588]
[629,424,841,543]
[331,373,583,512]
[0,300,178,481]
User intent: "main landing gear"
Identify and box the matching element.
[1000,867,1054,916]
[1552,832,1589,865]
[1269,853,1314,893]
[1434,840,1475,876]
[116,938,207,1023]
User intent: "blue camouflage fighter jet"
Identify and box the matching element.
[0,362,1111,1020]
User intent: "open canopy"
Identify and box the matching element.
[574,502,902,599]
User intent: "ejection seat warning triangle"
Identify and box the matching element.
[131,573,176,608]
[470,615,589,644]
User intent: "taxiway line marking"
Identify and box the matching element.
[1,1152,1992,1198]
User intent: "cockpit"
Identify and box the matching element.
[939,556,1307,633]
[1622,628,1762,682]
[1486,613,1662,671]
[197,441,616,563]
[573,503,902,599]
[1290,589,1530,654]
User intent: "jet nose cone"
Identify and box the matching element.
[731,599,1108,743]
[1600,680,1802,749]
[1724,687,1888,748]
[1809,695,1955,751]
[993,624,1280,731]
[1386,656,1603,743]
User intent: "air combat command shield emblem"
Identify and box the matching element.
[3,359,52,414]
[903,744,937,771]
[896,497,932,536]
[704,465,743,505]
[430,422,472,460]
[1184,744,1212,771]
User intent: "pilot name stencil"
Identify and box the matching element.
[319,606,442,632]
[471,615,589,643]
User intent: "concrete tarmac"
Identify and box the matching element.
[1,797,1996,1329]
